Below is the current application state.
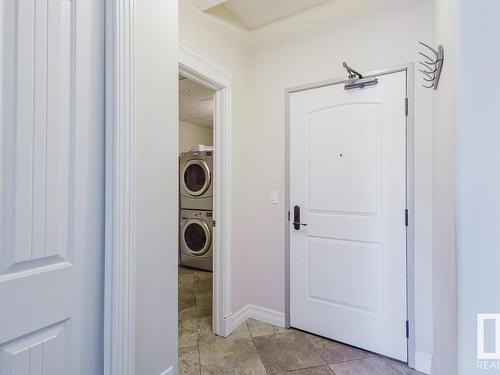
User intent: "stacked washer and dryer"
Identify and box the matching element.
[179,150,214,271]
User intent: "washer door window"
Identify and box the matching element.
[183,219,212,256]
[183,159,211,196]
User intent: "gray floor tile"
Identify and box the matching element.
[179,266,192,274]
[246,318,289,338]
[196,270,213,281]
[179,296,196,312]
[179,282,196,295]
[386,359,425,375]
[179,266,416,375]
[195,277,213,297]
[196,294,213,317]
[306,335,373,364]
[287,366,335,374]
[179,305,200,320]
[253,331,325,374]
[199,325,267,375]
[329,357,402,375]
[198,316,212,335]
[179,318,200,348]
[179,346,200,375]
[179,272,196,289]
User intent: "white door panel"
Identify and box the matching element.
[0,0,105,372]
[290,72,407,361]
[308,103,380,214]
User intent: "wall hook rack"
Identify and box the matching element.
[419,42,444,90]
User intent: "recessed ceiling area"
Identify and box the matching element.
[179,76,214,128]
[190,0,330,29]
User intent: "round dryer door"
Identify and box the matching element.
[182,218,212,256]
[182,159,211,196]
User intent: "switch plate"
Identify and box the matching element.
[271,191,279,204]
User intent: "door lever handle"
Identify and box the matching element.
[293,205,307,230]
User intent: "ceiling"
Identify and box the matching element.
[224,0,329,29]
[179,76,214,128]
[190,0,329,29]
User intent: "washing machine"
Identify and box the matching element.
[179,209,213,271]
[180,151,213,211]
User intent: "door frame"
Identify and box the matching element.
[104,0,136,373]
[104,5,233,368]
[284,63,416,368]
[178,41,233,337]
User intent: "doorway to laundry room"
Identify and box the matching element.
[178,74,215,347]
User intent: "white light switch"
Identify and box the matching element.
[271,191,279,204]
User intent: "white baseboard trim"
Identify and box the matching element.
[159,366,173,375]
[224,304,285,336]
[414,352,432,374]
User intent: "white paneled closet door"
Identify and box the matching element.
[0,0,105,373]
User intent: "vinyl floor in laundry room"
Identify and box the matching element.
[178,266,424,375]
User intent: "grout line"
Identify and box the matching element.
[285,365,336,374]
[197,330,201,375]
[247,321,272,374]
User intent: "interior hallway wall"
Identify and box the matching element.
[456,1,500,374]
[135,0,178,373]
[179,121,213,154]
[246,0,434,370]
[432,0,457,374]
[179,0,251,313]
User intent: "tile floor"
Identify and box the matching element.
[178,266,424,375]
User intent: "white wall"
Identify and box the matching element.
[456,1,500,374]
[180,0,251,313]
[247,0,434,370]
[180,0,435,370]
[432,0,457,374]
[179,120,213,153]
[135,0,178,373]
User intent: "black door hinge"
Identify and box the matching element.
[405,98,409,116]
[213,220,216,227]
[288,210,290,222]
[406,320,410,338]
[405,209,409,227]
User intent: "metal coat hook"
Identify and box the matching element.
[418,42,444,90]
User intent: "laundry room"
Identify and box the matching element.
[178,74,215,339]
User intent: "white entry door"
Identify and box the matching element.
[0,0,105,373]
[289,71,408,361]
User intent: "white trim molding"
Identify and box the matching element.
[414,352,432,374]
[179,41,233,337]
[159,366,174,375]
[225,305,286,335]
[104,0,135,374]
[179,42,232,89]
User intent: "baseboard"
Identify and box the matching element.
[224,304,285,336]
[224,305,250,335]
[159,366,174,375]
[414,352,432,374]
[247,305,286,328]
